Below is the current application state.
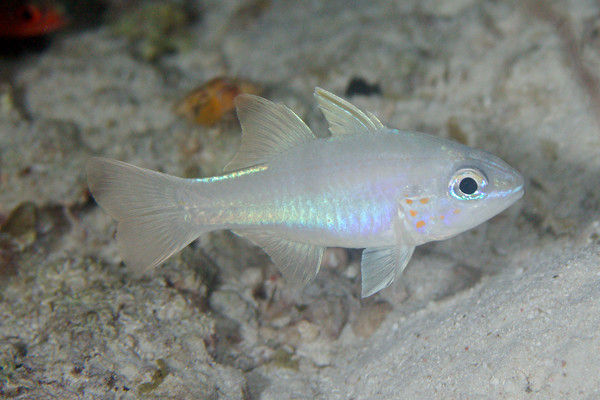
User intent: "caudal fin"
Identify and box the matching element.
[87,157,205,274]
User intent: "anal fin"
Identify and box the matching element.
[360,245,415,298]
[235,230,324,286]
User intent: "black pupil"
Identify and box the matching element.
[17,6,35,22]
[16,5,38,22]
[459,177,478,195]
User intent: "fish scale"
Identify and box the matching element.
[87,88,523,297]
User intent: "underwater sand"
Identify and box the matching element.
[1,0,600,398]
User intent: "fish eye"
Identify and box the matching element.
[450,168,487,200]
[16,5,42,23]
[459,177,477,195]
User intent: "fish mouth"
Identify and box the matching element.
[489,166,524,215]
[468,148,524,202]
[476,155,524,213]
[507,167,525,200]
[506,171,524,201]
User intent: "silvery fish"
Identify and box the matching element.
[87,88,524,297]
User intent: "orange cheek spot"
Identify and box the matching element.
[439,215,445,220]
[453,209,461,214]
[419,198,429,204]
[405,199,413,205]
[409,210,418,217]
[416,220,426,229]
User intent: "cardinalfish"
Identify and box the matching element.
[0,1,67,38]
[87,88,524,297]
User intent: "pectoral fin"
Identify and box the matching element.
[235,230,324,286]
[360,245,415,298]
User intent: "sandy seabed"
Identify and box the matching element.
[1,0,600,399]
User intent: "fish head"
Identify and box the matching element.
[401,145,524,243]
[0,2,68,38]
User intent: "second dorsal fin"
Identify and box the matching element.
[224,94,316,172]
[314,87,384,136]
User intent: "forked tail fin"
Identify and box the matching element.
[87,157,207,274]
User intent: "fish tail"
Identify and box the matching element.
[87,157,211,274]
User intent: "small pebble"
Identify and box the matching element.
[295,319,320,342]
[351,301,393,338]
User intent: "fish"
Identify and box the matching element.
[0,2,67,38]
[87,88,524,297]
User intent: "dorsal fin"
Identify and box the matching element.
[314,87,384,136]
[224,94,315,172]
